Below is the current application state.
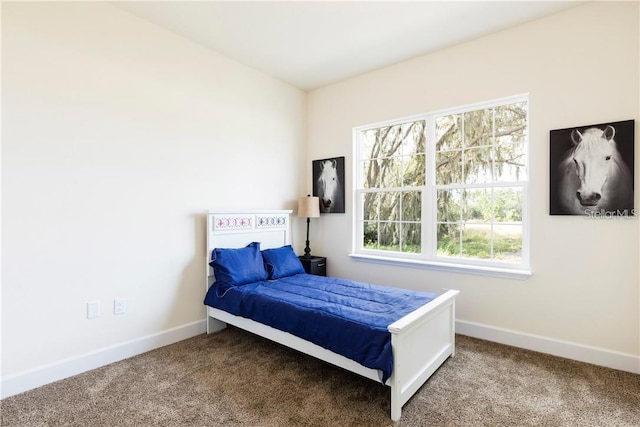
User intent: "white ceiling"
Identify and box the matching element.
[115,1,581,90]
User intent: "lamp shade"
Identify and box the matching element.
[298,196,320,218]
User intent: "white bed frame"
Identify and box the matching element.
[205,210,459,421]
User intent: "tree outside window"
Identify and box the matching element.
[355,96,528,270]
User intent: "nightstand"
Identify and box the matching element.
[298,256,327,276]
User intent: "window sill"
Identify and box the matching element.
[348,253,532,280]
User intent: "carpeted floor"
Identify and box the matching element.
[2,327,639,426]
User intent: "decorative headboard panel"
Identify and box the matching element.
[206,210,293,290]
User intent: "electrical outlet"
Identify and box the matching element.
[114,298,127,315]
[87,301,100,319]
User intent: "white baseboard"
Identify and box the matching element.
[1,320,207,399]
[456,320,640,375]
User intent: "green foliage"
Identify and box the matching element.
[437,226,522,262]
[363,241,421,254]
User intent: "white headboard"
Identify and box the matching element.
[206,210,293,290]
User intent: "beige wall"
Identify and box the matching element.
[306,2,639,365]
[1,2,306,378]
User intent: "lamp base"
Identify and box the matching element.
[302,247,312,258]
[303,217,312,258]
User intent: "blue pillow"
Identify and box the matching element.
[209,242,269,287]
[262,245,306,279]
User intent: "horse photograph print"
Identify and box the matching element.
[549,120,634,216]
[313,156,345,213]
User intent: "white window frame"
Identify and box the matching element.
[351,94,531,280]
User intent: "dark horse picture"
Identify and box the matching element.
[550,120,634,216]
[313,156,345,213]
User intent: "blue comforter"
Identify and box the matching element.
[203,273,437,382]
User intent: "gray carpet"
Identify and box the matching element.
[2,327,639,426]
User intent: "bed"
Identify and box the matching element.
[204,209,459,421]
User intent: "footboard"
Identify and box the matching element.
[388,289,459,421]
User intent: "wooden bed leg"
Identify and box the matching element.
[390,369,401,421]
[390,397,401,422]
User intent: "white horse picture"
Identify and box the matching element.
[550,120,634,215]
[313,157,345,213]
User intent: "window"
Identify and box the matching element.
[353,95,529,277]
